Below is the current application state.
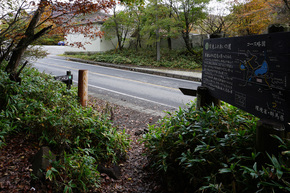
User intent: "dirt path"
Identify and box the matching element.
[89,96,163,193]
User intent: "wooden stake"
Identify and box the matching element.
[78,70,88,107]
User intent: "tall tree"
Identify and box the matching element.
[199,5,234,36]
[140,1,180,48]
[101,6,135,50]
[128,5,145,50]
[1,0,115,81]
[169,0,209,53]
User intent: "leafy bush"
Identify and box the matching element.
[0,66,129,191]
[142,102,290,192]
[46,148,100,192]
[64,47,203,70]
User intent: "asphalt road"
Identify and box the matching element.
[33,46,200,116]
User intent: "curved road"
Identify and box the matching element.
[33,46,200,116]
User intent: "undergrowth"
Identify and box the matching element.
[64,47,203,70]
[142,102,290,192]
[0,65,129,192]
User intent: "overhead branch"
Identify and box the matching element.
[32,25,53,42]
[0,3,24,37]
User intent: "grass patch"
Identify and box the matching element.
[64,47,203,70]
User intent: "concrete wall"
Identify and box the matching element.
[160,34,209,49]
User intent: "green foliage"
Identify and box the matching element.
[22,46,48,62]
[0,66,130,191]
[65,47,202,70]
[32,34,64,45]
[140,1,180,46]
[142,102,290,192]
[46,149,100,192]
[101,10,135,50]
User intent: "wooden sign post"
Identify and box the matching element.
[54,71,73,90]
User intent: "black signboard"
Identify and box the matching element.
[54,75,72,82]
[54,74,73,90]
[202,32,290,124]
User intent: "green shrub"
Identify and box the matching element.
[0,67,130,191]
[46,148,100,192]
[0,69,22,146]
[142,102,290,192]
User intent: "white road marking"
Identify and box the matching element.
[72,80,177,109]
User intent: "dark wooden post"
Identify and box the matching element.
[196,86,220,109]
[66,70,72,90]
[256,120,285,155]
[256,24,289,156]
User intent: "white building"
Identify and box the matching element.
[64,12,118,53]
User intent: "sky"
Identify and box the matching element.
[111,0,235,15]
[207,0,232,15]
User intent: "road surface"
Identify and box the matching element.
[33,46,200,116]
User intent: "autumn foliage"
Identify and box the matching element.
[229,0,289,36]
[0,0,115,80]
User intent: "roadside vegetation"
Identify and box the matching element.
[64,47,203,71]
[142,103,290,192]
[0,62,129,192]
[1,0,289,192]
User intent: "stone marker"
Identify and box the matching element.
[31,146,56,179]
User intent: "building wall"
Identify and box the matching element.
[64,23,119,53]
[65,33,101,52]
[99,37,119,52]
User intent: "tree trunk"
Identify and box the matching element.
[167,0,173,50]
[5,43,27,78]
[182,31,193,54]
[167,37,172,50]
[155,0,160,61]
[5,0,48,80]
[182,12,193,54]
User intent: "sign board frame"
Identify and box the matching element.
[202,32,290,125]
